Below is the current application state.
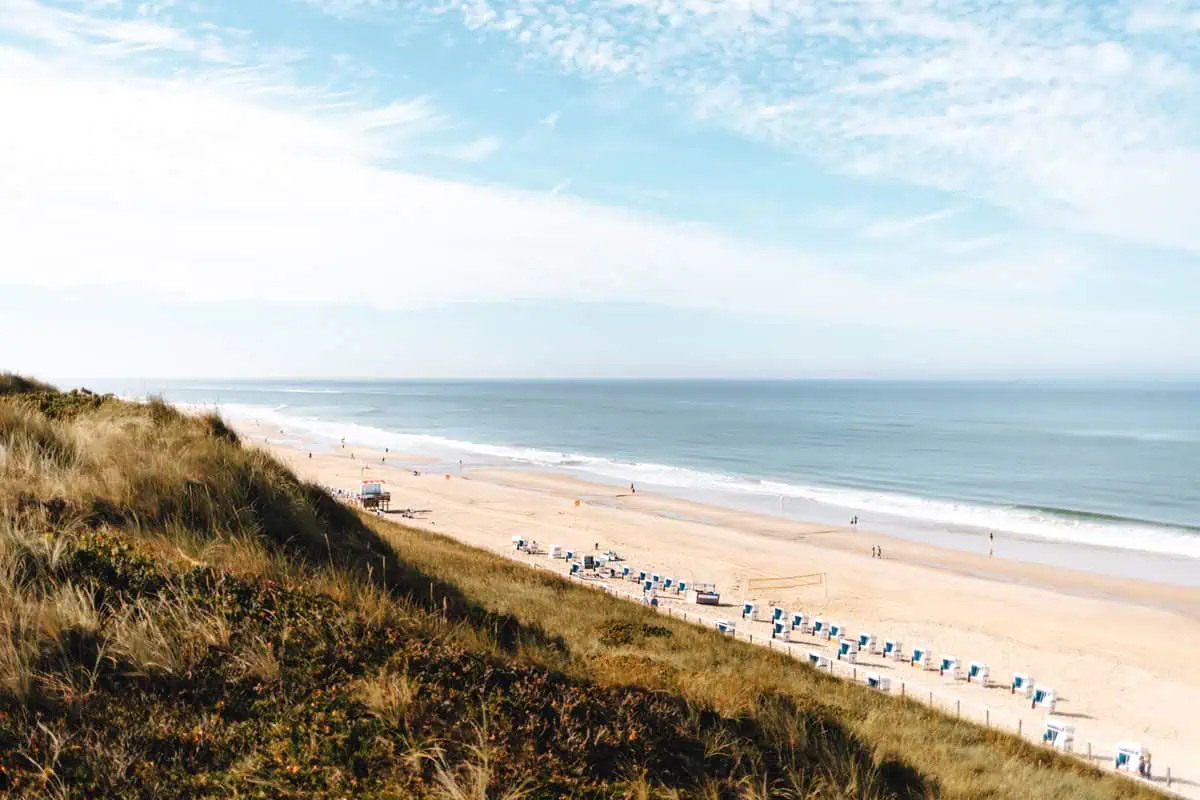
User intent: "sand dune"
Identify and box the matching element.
[247,421,1200,795]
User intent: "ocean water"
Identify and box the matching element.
[90,379,1200,583]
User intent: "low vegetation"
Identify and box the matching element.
[0,376,1162,798]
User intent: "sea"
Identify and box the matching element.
[85,379,1200,586]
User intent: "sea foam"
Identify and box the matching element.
[207,402,1200,561]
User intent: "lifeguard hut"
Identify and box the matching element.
[357,480,391,511]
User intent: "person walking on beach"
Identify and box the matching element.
[630,483,636,495]
[988,532,994,557]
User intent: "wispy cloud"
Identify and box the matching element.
[391,0,1200,254]
[538,110,560,127]
[2,0,1196,376]
[1,0,240,62]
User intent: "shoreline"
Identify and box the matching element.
[181,399,1200,586]
[476,468,1200,617]
[227,415,1200,792]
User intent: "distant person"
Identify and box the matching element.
[308,452,312,459]
[630,483,636,494]
[989,532,994,556]
[871,545,877,558]
[877,546,883,559]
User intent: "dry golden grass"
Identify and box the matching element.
[0,378,1168,799]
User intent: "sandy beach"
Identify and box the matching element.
[243,419,1200,794]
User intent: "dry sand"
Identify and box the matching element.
[244,420,1200,794]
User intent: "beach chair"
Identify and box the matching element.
[1113,742,1148,773]
[828,622,843,639]
[867,673,891,692]
[1011,673,1035,698]
[1042,719,1074,752]
[771,606,786,624]
[967,661,990,687]
[772,621,790,641]
[741,602,758,620]
[858,632,876,654]
[807,651,831,669]
[1032,687,1056,713]
[838,639,859,664]
[939,656,961,680]
[790,613,808,634]
[812,618,828,639]
[911,647,935,670]
[883,639,903,660]
[716,620,736,635]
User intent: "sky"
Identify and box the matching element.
[2,0,1200,379]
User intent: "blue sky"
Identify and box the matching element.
[1,0,1199,378]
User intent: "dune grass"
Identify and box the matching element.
[0,378,1163,799]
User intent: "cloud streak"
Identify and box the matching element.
[397,0,1200,254]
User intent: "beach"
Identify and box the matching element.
[239,418,1200,794]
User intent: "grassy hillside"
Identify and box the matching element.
[0,376,1160,799]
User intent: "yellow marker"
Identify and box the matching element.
[575,499,581,507]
